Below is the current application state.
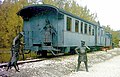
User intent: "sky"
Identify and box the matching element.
[75,0,120,31]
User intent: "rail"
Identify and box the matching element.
[0,58,46,67]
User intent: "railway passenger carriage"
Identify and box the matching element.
[17,4,112,56]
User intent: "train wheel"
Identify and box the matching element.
[70,48,76,54]
[37,50,41,55]
[41,50,47,57]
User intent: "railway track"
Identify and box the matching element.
[0,53,71,68]
[0,58,47,68]
[0,49,120,77]
[0,49,106,68]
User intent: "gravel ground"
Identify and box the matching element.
[65,54,120,77]
[0,48,120,77]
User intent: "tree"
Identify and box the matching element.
[0,0,30,48]
[103,25,120,47]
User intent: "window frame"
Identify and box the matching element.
[75,20,79,32]
[66,16,72,31]
[89,25,91,35]
[81,21,83,34]
[92,26,95,36]
[84,23,87,34]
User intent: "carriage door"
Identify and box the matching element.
[43,19,57,46]
[43,20,52,46]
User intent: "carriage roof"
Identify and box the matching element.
[17,4,99,26]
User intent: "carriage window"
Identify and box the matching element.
[67,17,72,31]
[81,22,83,34]
[75,20,79,32]
[101,30,103,36]
[98,28,100,36]
[84,23,87,34]
[89,25,91,35]
[92,28,94,35]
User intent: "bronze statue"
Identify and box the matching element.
[6,32,23,72]
[75,42,90,72]
[43,19,57,45]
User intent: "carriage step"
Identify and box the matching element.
[43,42,51,46]
[50,50,64,56]
[55,53,64,56]
[42,46,60,51]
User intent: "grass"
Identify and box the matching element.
[0,53,11,63]
[0,50,37,63]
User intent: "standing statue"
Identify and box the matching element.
[6,32,23,72]
[75,41,90,72]
[43,19,57,45]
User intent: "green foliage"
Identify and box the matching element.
[0,51,37,63]
[103,25,120,47]
[0,53,10,63]
[42,0,97,22]
[0,0,30,48]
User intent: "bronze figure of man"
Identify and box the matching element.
[6,32,23,72]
